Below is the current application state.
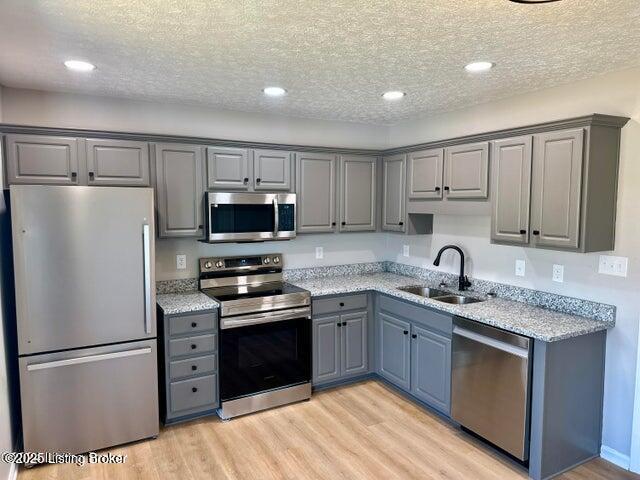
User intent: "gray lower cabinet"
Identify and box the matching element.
[253,149,293,191]
[86,138,150,186]
[410,325,451,414]
[377,295,453,414]
[154,143,205,238]
[5,134,81,185]
[206,146,251,190]
[296,152,337,233]
[382,154,406,232]
[378,311,411,390]
[443,142,489,199]
[491,136,532,244]
[407,148,443,199]
[312,295,369,386]
[339,155,377,232]
[159,308,219,424]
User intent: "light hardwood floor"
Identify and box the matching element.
[18,380,638,480]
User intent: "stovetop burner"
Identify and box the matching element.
[202,281,307,303]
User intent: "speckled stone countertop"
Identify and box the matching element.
[289,272,614,342]
[156,291,219,315]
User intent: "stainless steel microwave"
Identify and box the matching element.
[204,192,296,243]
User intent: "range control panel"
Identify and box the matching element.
[199,254,282,273]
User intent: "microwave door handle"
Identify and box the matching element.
[273,198,279,234]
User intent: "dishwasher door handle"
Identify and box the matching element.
[453,326,529,358]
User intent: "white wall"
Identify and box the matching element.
[385,67,640,463]
[0,83,16,480]
[0,87,389,150]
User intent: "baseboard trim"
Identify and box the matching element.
[601,445,630,470]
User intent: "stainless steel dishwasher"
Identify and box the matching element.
[451,317,532,461]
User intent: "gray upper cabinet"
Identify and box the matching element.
[339,155,376,232]
[86,139,150,186]
[443,142,489,199]
[5,134,80,185]
[206,147,250,190]
[530,129,583,250]
[410,324,451,414]
[312,315,341,384]
[378,311,411,390]
[341,311,368,376]
[253,149,293,191]
[382,155,406,232]
[491,136,532,245]
[407,148,443,199]
[296,152,337,233]
[155,143,205,238]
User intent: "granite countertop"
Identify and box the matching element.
[289,272,614,342]
[156,291,219,315]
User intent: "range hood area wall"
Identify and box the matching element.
[1,67,640,465]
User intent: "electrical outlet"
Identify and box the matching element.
[598,255,628,277]
[552,264,564,283]
[515,259,526,277]
[315,247,324,260]
[176,254,187,270]
[403,245,410,257]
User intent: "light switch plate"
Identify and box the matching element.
[176,254,187,270]
[515,259,526,277]
[403,245,410,257]
[315,247,324,260]
[552,264,564,283]
[598,255,628,277]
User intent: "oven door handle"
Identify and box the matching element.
[221,307,311,329]
[273,197,279,235]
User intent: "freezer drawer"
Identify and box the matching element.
[451,317,532,461]
[19,340,159,454]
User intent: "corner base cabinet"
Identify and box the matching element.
[312,294,370,386]
[158,307,219,424]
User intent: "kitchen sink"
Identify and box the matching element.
[433,295,484,305]
[397,285,450,298]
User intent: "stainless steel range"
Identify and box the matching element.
[199,254,311,419]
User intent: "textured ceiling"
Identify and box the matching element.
[0,0,639,125]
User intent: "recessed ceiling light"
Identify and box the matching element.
[464,61,494,73]
[263,86,287,97]
[64,60,96,72]
[509,0,561,3]
[382,91,406,101]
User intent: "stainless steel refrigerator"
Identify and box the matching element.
[11,185,159,454]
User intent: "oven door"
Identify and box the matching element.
[219,308,311,402]
[206,192,296,242]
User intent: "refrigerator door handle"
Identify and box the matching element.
[26,347,152,371]
[143,223,152,334]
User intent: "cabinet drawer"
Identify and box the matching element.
[313,294,367,316]
[379,295,452,337]
[169,354,217,380]
[170,374,217,413]
[169,334,216,358]
[169,312,216,336]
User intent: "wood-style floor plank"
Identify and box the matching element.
[17,380,639,480]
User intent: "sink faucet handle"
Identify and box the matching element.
[439,280,448,288]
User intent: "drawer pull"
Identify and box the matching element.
[339,302,345,307]
[191,365,198,371]
[190,344,197,350]
[192,387,198,393]
[191,322,197,328]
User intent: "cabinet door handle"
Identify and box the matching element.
[434,186,441,191]
[88,171,95,179]
[341,221,346,226]
[192,387,198,393]
[398,222,404,226]
[339,302,345,307]
[520,229,527,235]
[411,334,417,339]
[342,322,347,326]
[190,344,197,350]
[191,322,197,328]
[71,172,77,179]
[444,186,450,191]
[191,365,198,371]
[243,177,249,184]
[198,224,204,230]
[403,330,408,335]
[532,230,540,236]
[331,222,336,226]
[256,178,261,183]
[337,323,342,327]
